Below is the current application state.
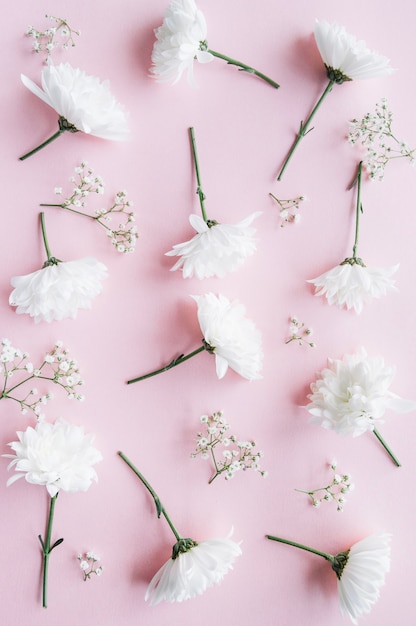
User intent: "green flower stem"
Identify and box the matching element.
[266,534,334,564]
[373,428,401,467]
[118,451,182,542]
[349,161,363,260]
[189,127,208,222]
[127,345,206,384]
[207,48,280,89]
[277,79,335,181]
[19,129,65,161]
[208,447,221,484]
[39,493,63,608]
[40,212,52,260]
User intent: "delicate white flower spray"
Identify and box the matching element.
[40,162,139,254]
[166,128,261,278]
[26,14,80,62]
[277,20,394,180]
[191,411,267,483]
[151,0,279,88]
[77,551,103,581]
[127,292,263,383]
[269,193,306,227]
[308,162,398,313]
[19,63,129,160]
[285,316,316,347]
[0,338,84,419]
[4,419,102,607]
[9,212,108,322]
[348,98,415,181]
[266,532,391,625]
[305,347,416,466]
[118,451,241,604]
[295,460,354,512]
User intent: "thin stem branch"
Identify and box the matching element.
[189,127,208,222]
[266,535,334,563]
[39,493,62,608]
[118,451,182,541]
[277,79,335,180]
[19,129,64,161]
[127,345,206,384]
[207,48,280,89]
[373,428,401,467]
[352,161,363,259]
[40,212,53,260]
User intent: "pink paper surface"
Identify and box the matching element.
[1,1,416,624]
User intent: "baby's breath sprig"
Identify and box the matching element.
[26,15,80,61]
[269,193,305,227]
[348,98,415,181]
[285,316,315,348]
[0,338,85,419]
[295,460,354,512]
[77,552,103,581]
[40,162,139,254]
[191,411,267,484]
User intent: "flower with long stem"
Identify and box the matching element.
[19,62,129,160]
[304,347,416,467]
[307,161,399,313]
[40,162,138,253]
[166,128,261,278]
[118,451,241,604]
[266,533,391,624]
[9,212,108,322]
[127,292,263,383]
[277,20,394,180]
[5,419,102,607]
[151,0,279,88]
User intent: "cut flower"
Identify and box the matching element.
[277,21,393,179]
[305,347,416,465]
[127,292,263,383]
[20,62,129,159]
[266,532,391,625]
[118,452,241,605]
[151,0,279,88]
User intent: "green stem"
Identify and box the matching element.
[208,447,221,484]
[277,79,335,181]
[207,48,280,89]
[40,212,53,260]
[127,345,206,384]
[373,428,401,467]
[39,493,63,608]
[19,129,64,161]
[40,203,96,220]
[189,127,208,222]
[117,451,182,541]
[266,535,334,563]
[350,161,363,259]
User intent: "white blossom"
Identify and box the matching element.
[192,293,263,380]
[308,262,399,314]
[5,419,103,497]
[166,212,261,278]
[9,257,108,323]
[145,533,242,605]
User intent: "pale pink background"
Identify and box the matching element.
[1,1,415,625]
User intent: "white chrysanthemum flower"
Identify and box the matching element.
[150,0,213,85]
[308,261,399,314]
[192,293,263,380]
[305,347,416,437]
[336,533,391,625]
[145,533,242,605]
[314,20,395,82]
[166,212,261,279]
[21,63,129,139]
[5,419,103,497]
[9,257,108,323]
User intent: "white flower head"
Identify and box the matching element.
[21,62,129,141]
[9,257,108,323]
[150,0,213,85]
[145,532,242,605]
[314,20,395,83]
[334,533,392,624]
[308,261,399,314]
[5,418,103,497]
[192,293,263,380]
[305,348,416,437]
[166,212,261,279]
